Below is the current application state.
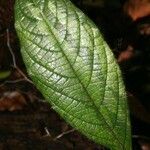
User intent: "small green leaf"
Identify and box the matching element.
[15,0,132,149]
[0,71,11,80]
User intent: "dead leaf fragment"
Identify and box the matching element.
[124,0,150,21]
[118,45,134,62]
[0,91,27,111]
[139,140,150,150]
[139,23,150,35]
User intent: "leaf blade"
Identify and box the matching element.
[15,0,132,149]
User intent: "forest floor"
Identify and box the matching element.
[0,0,150,149]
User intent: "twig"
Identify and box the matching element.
[44,127,51,137]
[0,79,29,87]
[53,129,75,141]
[15,67,33,84]
[6,28,33,84]
[133,135,150,141]
[6,28,17,68]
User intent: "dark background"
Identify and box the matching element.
[0,0,150,149]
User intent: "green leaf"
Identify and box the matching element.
[15,0,132,149]
[0,71,11,80]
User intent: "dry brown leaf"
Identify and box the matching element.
[118,45,134,62]
[139,140,150,150]
[0,91,27,111]
[124,0,150,21]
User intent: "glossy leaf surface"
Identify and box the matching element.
[15,0,132,149]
